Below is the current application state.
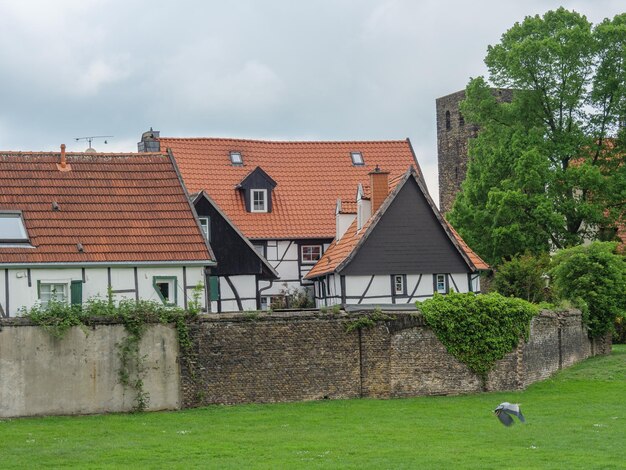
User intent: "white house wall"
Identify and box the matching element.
[257,240,331,307]
[211,274,258,313]
[313,272,478,308]
[0,265,207,317]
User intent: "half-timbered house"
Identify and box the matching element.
[0,147,215,317]
[305,166,488,307]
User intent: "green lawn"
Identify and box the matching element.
[2,346,625,469]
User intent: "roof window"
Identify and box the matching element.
[351,152,364,166]
[230,151,243,166]
[0,212,28,242]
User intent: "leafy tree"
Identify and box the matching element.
[550,241,626,337]
[493,253,550,303]
[449,9,626,265]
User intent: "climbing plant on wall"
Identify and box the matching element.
[419,291,539,381]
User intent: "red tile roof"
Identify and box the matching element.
[0,152,214,265]
[159,137,420,240]
[305,169,489,279]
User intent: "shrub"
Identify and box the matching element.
[493,253,550,302]
[419,291,539,379]
[550,242,626,338]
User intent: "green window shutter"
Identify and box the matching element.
[70,280,83,306]
[209,276,220,301]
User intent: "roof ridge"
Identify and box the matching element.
[159,136,409,145]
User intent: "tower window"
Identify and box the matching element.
[459,113,465,127]
[445,111,451,130]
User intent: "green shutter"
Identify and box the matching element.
[70,280,83,306]
[209,276,220,301]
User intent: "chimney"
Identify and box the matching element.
[369,165,389,213]
[57,144,71,172]
[138,127,161,152]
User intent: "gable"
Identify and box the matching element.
[340,178,470,275]
[194,195,276,278]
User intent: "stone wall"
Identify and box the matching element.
[0,309,608,418]
[182,309,607,406]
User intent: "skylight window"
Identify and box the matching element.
[230,151,243,165]
[351,152,364,166]
[0,212,28,242]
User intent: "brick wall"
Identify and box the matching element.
[182,309,608,407]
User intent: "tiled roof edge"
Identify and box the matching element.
[167,148,216,263]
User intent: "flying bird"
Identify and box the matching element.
[494,402,526,426]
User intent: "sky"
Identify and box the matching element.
[0,0,623,205]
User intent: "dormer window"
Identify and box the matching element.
[237,166,276,213]
[251,189,267,212]
[230,151,243,166]
[351,152,364,166]
[0,211,28,243]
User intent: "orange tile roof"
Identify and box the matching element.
[159,137,420,239]
[0,152,214,265]
[306,170,489,279]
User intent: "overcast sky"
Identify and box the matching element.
[0,0,623,204]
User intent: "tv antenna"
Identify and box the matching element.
[74,135,113,151]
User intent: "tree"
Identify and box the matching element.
[550,242,626,337]
[493,253,550,303]
[448,9,626,265]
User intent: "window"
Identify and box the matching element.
[350,152,364,166]
[393,274,406,296]
[459,112,465,127]
[0,212,28,242]
[435,274,447,294]
[153,276,177,305]
[301,245,322,264]
[252,243,266,258]
[38,282,68,308]
[230,151,243,165]
[251,189,267,212]
[199,217,210,241]
[445,110,451,130]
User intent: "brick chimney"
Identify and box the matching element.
[369,165,389,213]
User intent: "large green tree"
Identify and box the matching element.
[449,8,626,265]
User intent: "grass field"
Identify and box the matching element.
[1,345,624,469]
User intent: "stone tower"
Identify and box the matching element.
[436,89,513,213]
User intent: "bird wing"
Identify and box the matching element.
[504,404,525,423]
[496,410,514,427]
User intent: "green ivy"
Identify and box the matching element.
[419,292,539,380]
[345,307,394,332]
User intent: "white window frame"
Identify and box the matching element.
[251,189,268,213]
[301,245,322,264]
[0,211,28,241]
[350,151,364,166]
[153,276,178,306]
[393,274,406,296]
[436,274,448,294]
[199,217,210,241]
[39,281,70,308]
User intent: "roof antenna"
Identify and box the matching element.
[74,135,113,153]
